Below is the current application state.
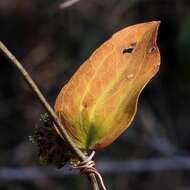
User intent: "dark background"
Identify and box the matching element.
[0,0,190,189]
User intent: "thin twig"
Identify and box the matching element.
[0,41,85,161]
[59,0,80,9]
[0,41,101,190]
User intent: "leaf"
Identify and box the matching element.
[54,21,161,151]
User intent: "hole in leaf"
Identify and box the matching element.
[123,47,134,54]
[122,43,136,54]
[149,46,156,53]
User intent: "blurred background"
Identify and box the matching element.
[0,0,190,189]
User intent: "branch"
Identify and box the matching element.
[2,156,190,180]
[0,41,101,190]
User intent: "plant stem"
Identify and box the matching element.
[90,175,100,190]
[0,41,100,190]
